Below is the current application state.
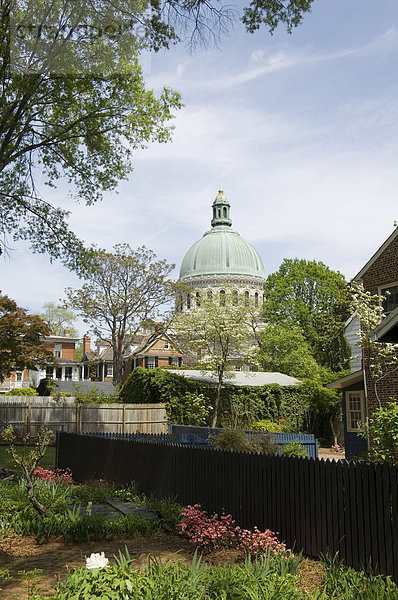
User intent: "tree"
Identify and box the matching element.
[256,323,321,379]
[0,1,182,266]
[243,0,315,34]
[0,293,52,381]
[173,291,253,427]
[39,301,78,337]
[264,258,351,371]
[351,283,398,408]
[65,244,175,384]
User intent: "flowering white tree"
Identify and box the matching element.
[351,283,398,408]
[173,291,254,427]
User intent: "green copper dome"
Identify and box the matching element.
[179,187,266,281]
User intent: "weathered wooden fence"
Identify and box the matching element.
[57,431,398,581]
[0,399,167,435]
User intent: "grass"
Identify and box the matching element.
[0,444,56,470]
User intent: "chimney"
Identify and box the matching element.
[64,328,71,337]
[83,336,91,355]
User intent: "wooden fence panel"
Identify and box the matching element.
[57,432,398,582]
[0,401,167,435]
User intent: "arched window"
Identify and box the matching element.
[220,290,226,306]
[178,293,183,311]
[232,290,238,305]
[186,293,191,309]
[217,209,221,217]
[196,291,200,307]
[207,290,213,301]
[263,293,265,305]
[254,292,259,307]
[245,291,249,305]
[223,207,227,217]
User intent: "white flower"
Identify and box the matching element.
[86,552,109,569]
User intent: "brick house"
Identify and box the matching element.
[328,227,398,458]
[121,329,183,384]
[1,331,81,391]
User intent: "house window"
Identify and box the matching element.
[65,367,72,380]
[380,283,398,315]
[147,356,156,369]
[46,366,54,379]
[164,341,169,349]
[54,343,62,358]
[105,363,113,377]
[16,371,22,381]
[346,390,365,432]
[56,367,62,379]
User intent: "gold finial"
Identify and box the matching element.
[219,181,223,191]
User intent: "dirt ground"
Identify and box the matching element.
[0,532,325,599]
[318,447,345,461]
[0,532,195,598]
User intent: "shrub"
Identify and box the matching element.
[3,387,38,396]
[165,392,212,426]
[209,429,279,455]
[253,418,288,432]
[178,504,288,557]
[33,467,72,484]
[282,441,308,458]
[36,377,57,396]
[360,401,398,464]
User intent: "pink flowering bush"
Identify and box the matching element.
[178,504,288,557]
[177,504,237,552]
[33,467,72,483]
[331,444,342,453]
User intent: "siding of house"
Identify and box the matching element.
[345,315,362,372]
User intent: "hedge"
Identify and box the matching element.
[119,367,340,439]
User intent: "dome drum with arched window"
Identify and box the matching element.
[178,186,266,310]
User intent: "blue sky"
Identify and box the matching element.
[2,0,398,336]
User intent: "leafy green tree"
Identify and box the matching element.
[173,291,253,427]
[256,323,321,379]
[0,1,182,266]
[264,258,351,372]
[243,0,315,34]
[65,244,175,385]
[39,302,78,337]
[0,293,52,381]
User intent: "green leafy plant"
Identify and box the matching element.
[165,392,212,426]
[36,378,57,397]
[209,429,279,455]
[253,419,288,433]
[3,387,38,396]
[72,384,117,404]
[282,442,308,458]
[2,425,53,516]
[359,401,398,464]
[321,553,398,599]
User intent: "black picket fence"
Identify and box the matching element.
[56,431,398,581]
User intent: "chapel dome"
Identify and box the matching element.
[179,187,266,281]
